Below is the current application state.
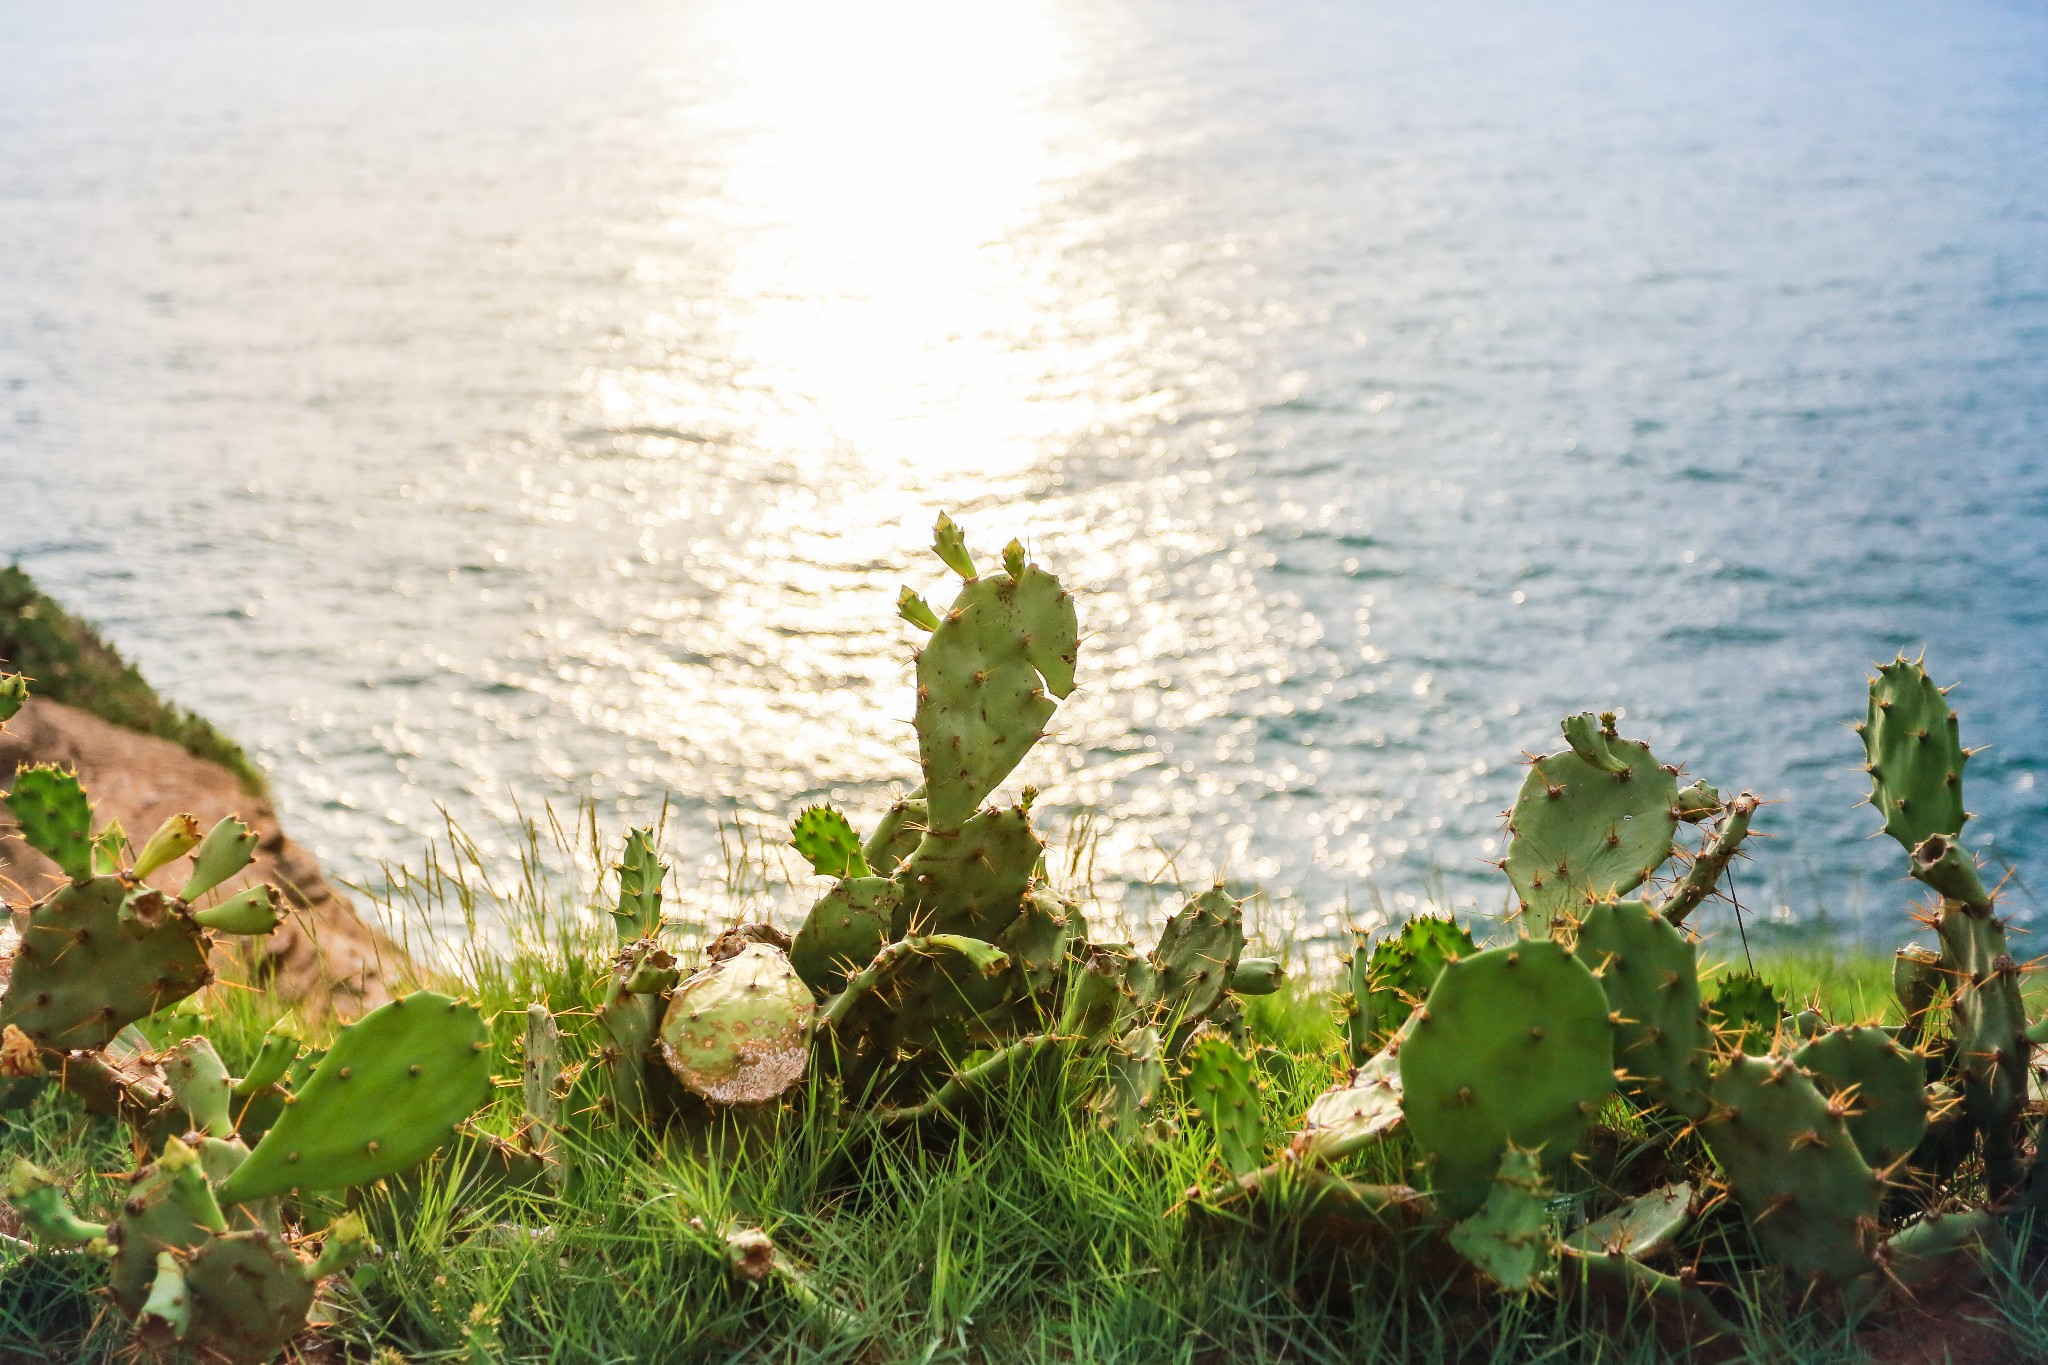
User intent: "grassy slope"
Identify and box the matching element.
[0,564,266,795]
[3,828,2042,1365]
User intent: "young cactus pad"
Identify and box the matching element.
[1861,656,1969,859]
[790,805,869,879]
[1791,1026,1929,1171]
[659,944,815,1106]
[1185,1034,1264,1179]
[1502,722,1680,932]
[1447,1145,1556,1294]
[5,764,94,881]
[1398,939,1616,1217]
[912,519,1078,833]
[215,992,492,1205]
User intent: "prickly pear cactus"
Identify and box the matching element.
[1090,1025,1164,1143]
[791,805,869,878]
[1398,939,1616,1217]
[1185,1034,1263,1178]
[1503,716,1680,933]
[659,943,815,1106]
[893,803,1043,941]
[1291,1046,1404,1163]
[1565,1182,1692,1259]
[1140,886,1246,1046]
[1346,915,1475,1060]
[1701,1053,1881,1285]
[863,795,928,875]
[0,671,26,724]
[1861,655,1970,869]
[216,991,492,1204]
[1792,1026,1928,1171]
[1704,972,1784,1056]
[5,764,94,880]
[791,876,900,995]
[910,515,1078,833]
[1576,899,1709,1118]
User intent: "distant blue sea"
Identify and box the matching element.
[2,0,2045,946]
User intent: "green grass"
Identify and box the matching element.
[0,564,266,795]
[2,823,2042,1364]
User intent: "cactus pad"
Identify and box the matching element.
[1141,887,1246,1036]
[1503,723,1680,932]
[1702,1053,1881,1284]
[1791,1026,1927,1170]
[612,827,665,938]
[1447,1145,1556,1293]
[1398,939,1616,1217]
[1292,1047,1405,1163]
[1861,656,1968,855]
[894,804,1042,940]
[1185,1034,1264,1178]
[1705,972,1784,1055]
[162,1035,237,1138]
[791,805,869,878]
[659,944,815,1105]
[791,876,900,996]
[864,796,928,875]
[5,765,94,881]
[181,1229,316,1364]
[217,992,491,1204]
[913,536,1078,833]
[0,875,213,1050]
[1091,1025,1164,1143]
[1351,915,1476,1058]
[1566,1182,1692,1258]
[1577,899,1709,1118]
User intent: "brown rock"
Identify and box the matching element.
[0,697,400,1019]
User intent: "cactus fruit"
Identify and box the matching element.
[1398,940,1616,1217]
[790,806,869,879]
[1447,1145,1556,1293]
[1503,717,1680,933]
[1566,1182,1692,1259]
[1185,1034,1263,1178]
[1704,972,1783,1056]
[5,764,94,880]
[1701,1053,1881,1285]
[216,992,492,1204]
[660,944,815,1106]
[791,876,900,995]
[1230,957,1284,996]
[1791,1026,1927,1170]
[132,812,204,880]
[178,816,260,902]
[911,516,1078,833]
[1576,900,1709,1119]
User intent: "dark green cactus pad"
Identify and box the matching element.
[1398,939,1616,1218]
[109,1150,222,1318]
[5,764,94,881]
[1091,1025,1164,1143]
[894,804,1042,940]
[1565,1181,1692,1258]
[1861,656,1968,855]
[660,944,815,1105]
[1705,972,1784,1055]
[791,876,899,995]
[1701,1053,1881,1285]
[612,827,665,939]
[1792,1026,1928,1170]
[791,805,869,878]
[597,940,669,1119]
[1059,947,1133,1043]
[1891,944,1945,1046]
[912,543,1078,833]
[1503,727,1680,933]
[216,992,491,1205]
[1185,1034,1264,1178]
[181,1229,315,1365]
[1447,1145,1556,1293]
[1577,900,1709,1118]
[0,875,212,1051]
[1142,887,1246,1037]
[863,796,928,875]
[1880,1211,2005,1296]
[1351,915,1476,1058]
[996,881,1079,1001]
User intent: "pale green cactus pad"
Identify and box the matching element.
[1503,720,1680,933]
[659,944,815,1105]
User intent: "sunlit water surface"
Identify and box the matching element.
[4,0,2047,947]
